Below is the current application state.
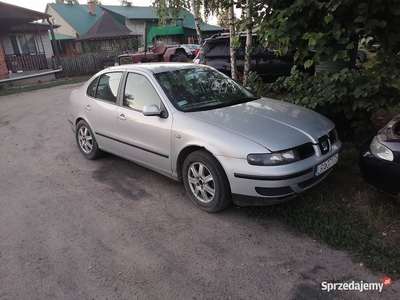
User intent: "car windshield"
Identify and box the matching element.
[155,67,260,112]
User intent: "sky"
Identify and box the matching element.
[1,0,153,13]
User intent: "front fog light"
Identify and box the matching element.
[370,136,394,161]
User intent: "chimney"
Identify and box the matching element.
[88,1,96,15]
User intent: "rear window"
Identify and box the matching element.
[205,40,228,56]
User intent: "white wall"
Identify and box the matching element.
[126,19,146,36]
[46,6,77,37]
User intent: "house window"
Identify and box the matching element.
[10,34,38,54]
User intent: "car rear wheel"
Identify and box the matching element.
[75,120,102,160]
[171,52,188,62]
[183,150,231,212]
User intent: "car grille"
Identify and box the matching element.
[297,143,315,159]
[329,129,337,144]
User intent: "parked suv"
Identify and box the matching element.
[194,33,313,82]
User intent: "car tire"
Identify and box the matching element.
[171,52,189,62]
[183,150,231,212]
[75,120,102,160]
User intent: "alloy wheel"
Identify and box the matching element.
[78,126,93,154]
[187,162,215,203]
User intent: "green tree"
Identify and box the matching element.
[217,9,229,28]
[250,0,400,133]
[153,0,237,67]
[120,0,132,6]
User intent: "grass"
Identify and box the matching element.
[0,76,91,97]
[245,141,400,278]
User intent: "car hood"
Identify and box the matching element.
[188,98,334,151]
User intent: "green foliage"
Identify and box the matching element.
[249,0,400,133]
[247,51,400,133]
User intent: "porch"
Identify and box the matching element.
[5,53,52,73]
[0,2,61,83]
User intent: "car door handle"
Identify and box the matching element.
[85,105,91,111]
[118,114,126,121]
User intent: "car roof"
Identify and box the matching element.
[106,63,212,74]
[205,32,258,41]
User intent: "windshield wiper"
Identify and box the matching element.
[184,96,261,112]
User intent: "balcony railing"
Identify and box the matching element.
[5,53,50,73]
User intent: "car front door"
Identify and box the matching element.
[83,71,123,154]
[116,72,172,175]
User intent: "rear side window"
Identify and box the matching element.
[205,40,228,56]
[96,72,122,103]
[86,77,98,98]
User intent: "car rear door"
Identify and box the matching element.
[82,71,123,153]
[116,71,172,175]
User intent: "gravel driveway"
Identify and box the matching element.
[0,83,398,299]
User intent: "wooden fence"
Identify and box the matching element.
[6,54,49,72]
[6,53,120,79]
[54,54,114,79]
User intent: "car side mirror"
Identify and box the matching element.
[143,104,166,118]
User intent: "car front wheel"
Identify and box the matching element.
[75,120,102,160]
[183,150,231,212]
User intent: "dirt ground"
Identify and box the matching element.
[0,83,398,299]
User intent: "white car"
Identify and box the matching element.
[68,63,342,212]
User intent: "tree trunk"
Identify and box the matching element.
[243,0,253,85]
[190,0,205,64]
[229,1,238,81]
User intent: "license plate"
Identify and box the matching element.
[314,154,339,177]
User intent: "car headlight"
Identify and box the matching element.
[247,149,300,166]
[369,136,394,161]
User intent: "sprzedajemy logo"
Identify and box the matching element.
[321,277,392,293]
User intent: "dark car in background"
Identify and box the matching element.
[360,114,400,198]
[193,33,313,82]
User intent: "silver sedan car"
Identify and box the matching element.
[68,63,342,212]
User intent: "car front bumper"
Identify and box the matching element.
[217,142,343,206]
[359,137,400,198]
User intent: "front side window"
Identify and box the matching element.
[123,73,161,111]
[96,72,122,103]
